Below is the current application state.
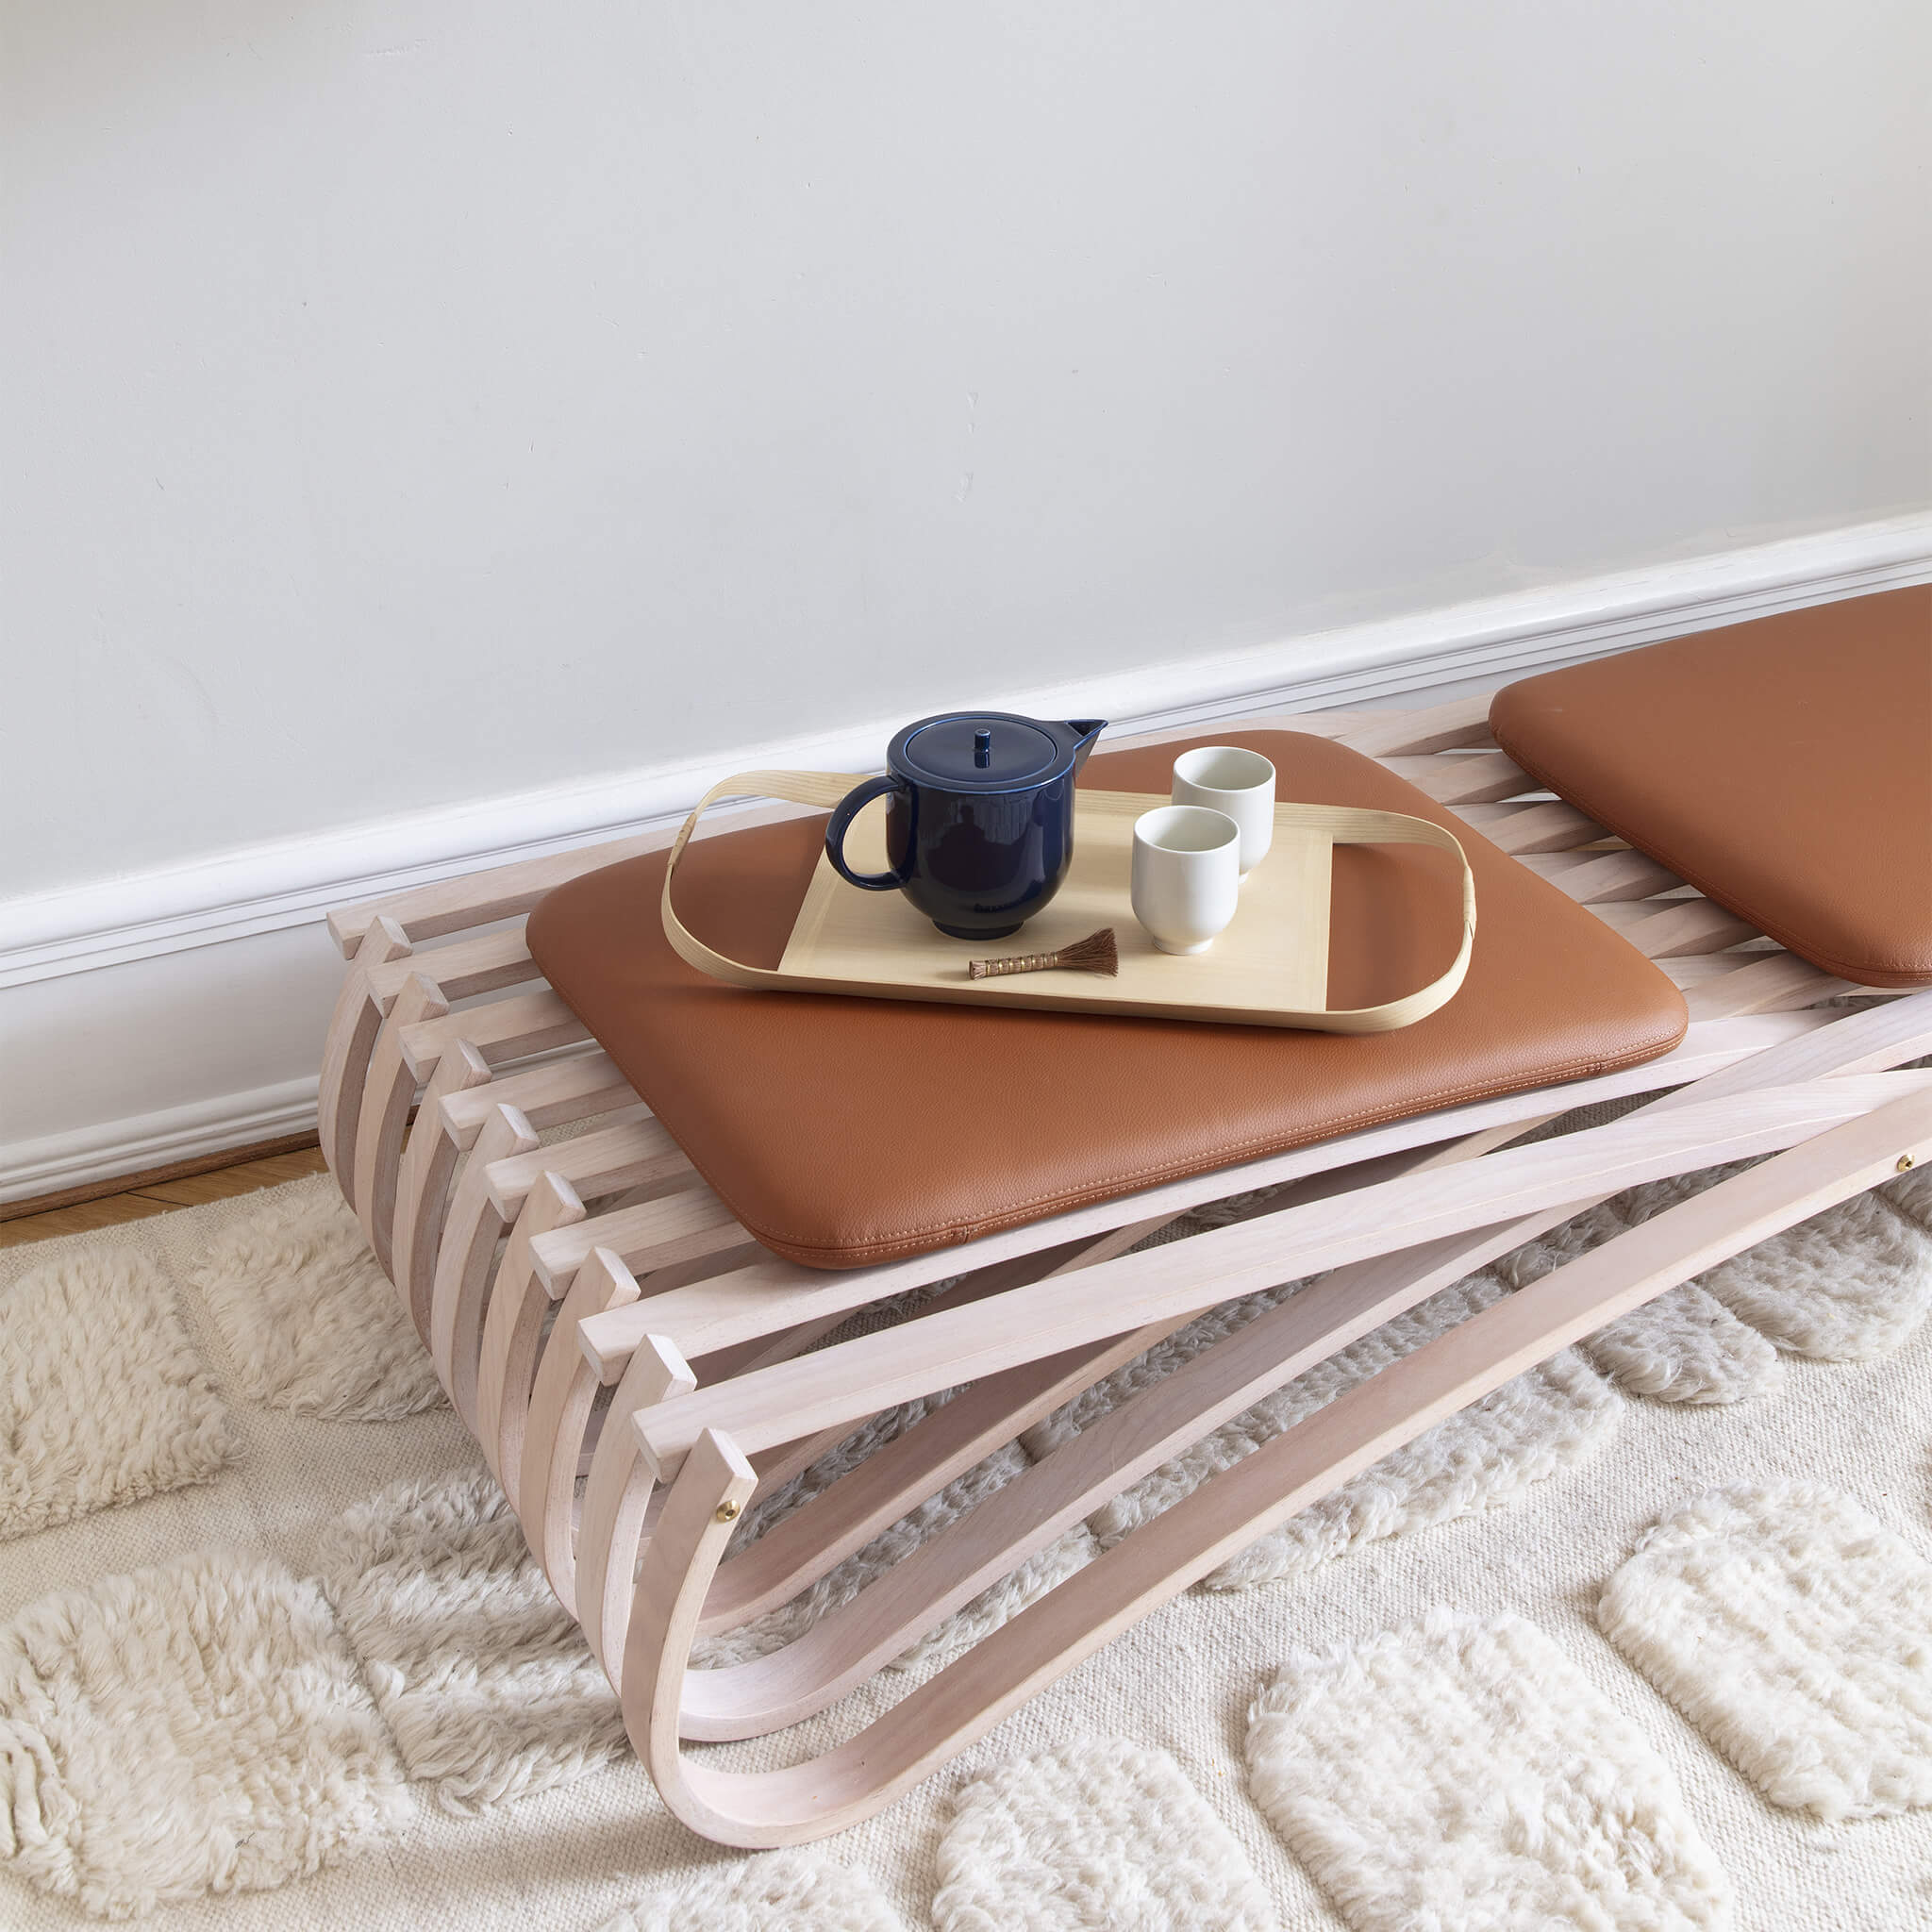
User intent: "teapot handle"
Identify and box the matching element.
[824,774,913,891]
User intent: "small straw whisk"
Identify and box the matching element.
[968,927,1119,980]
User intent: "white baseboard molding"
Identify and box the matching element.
[3,508,1927,1208]
[6,509,1927,993]
[2,1077,320,1206]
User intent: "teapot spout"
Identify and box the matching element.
[1063,719,1107,773]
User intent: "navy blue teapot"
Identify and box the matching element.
[824,713,1107,940]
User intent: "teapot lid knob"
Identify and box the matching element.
[889,712,1063,789]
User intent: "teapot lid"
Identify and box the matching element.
[891,712,1066,791]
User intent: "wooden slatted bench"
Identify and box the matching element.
[317,597,1932,1848]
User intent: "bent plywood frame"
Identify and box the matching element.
[311,691,1925,1848]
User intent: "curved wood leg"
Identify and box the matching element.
[317,915,409,1204]
[684,1216,1195,1640]
[576,1008,1923,1737]
[625,1083,1932,1845]
[674,1218,1542,1740]
[518,1247,641,1618]
[353,973,447,1278]
[573,1014,1806,1383]
[671,1018,1932,1738]
[687,1118,1577,1645]
[430,1104,538,1423]
[575,1335,696,1678]
[393,1042,494,1336]
[477,1172,585,1488]
[692,1324,1171,1641]
[634,1072,1930,1481]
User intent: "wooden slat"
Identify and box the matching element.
[326,800,819,955]
[317,916,409,1201]
[618,1079,1932,1848]
[680,1333,1200,1735]
[683,1149,1593,1734]
[482,1110,691,1220]
[575,1010,1817,1378]
[366,924,539,1011]
[691,1203,1304,1644]
[520,1247,640,1617]
[1451,800,1606,854]
[429,1105,538,1422]
[353,973,446,1275]
[532,1189,746,1299]
[478,1172,586,1489]
[1589,897,1761,958]
[393,1040,493,1327]
[1381,750,1531,805]
[440,1051,636,1145]
[895,974,1880,1622]
[576,1335,696,1672]
[1516,848,1685,904]
[632,1074,1928,1475]
[1659,953,1756,987]
[1681,953,1861,1021]
[1124,987,1926,1513]
[400,990,589,1080]
[327,835,675,957]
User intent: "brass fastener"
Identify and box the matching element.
[715,1500,741,1523]
[1900,1154,1918,1174]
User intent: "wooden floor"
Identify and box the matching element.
[0,1146,332,1251]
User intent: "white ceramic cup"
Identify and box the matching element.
[1171,745,1276,877]
[1130,805,1241,955]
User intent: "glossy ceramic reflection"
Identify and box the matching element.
[825,713,1107,939]
[1130,805,1241,955]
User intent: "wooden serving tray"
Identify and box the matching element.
[662,773,1475,1033]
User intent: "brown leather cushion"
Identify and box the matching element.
[1491,587,1932,990]
[527,732,1687,1270]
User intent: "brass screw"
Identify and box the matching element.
[715,1500,741,1523]
[1900,1154,1918,1174]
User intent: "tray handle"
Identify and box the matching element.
[1281,802,1479,1032]
[660,771,871,991]
[661,774,1479,1034]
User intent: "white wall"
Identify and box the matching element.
[3,0,1929,1186]
[7,0,1929,899]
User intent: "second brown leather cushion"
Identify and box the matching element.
[1491,587,1932,989]
[527,731,1688,1270]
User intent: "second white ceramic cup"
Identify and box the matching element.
[1131,805,1241,955]
[1172,745,1276,877]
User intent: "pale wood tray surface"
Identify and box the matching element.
[780,789,1333,1020]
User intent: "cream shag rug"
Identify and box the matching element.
[0,1250,236,1541]
[1,1172,1931,1928]
[932,1740,1274,1931]
[1246,1609,1734,1928]
[1599,1482,1932,1823]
